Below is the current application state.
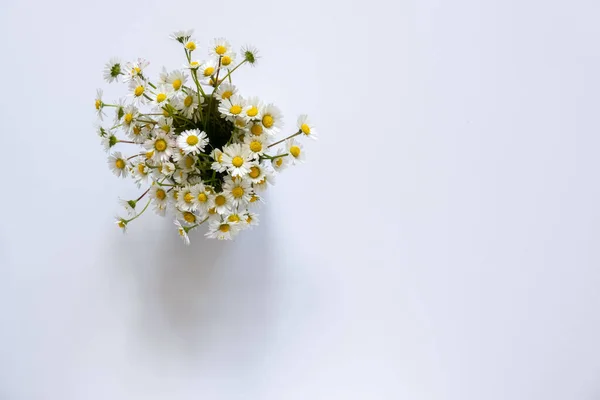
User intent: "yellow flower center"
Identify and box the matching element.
[249,141,262,153]
[137,164,146,174]
[156,93,167,103]
[217,153,223,163]
[146,151,154,159]
[250,195,259,203]
[230,105,242,115]
[221,56,232,66]
[262,115,274,128]
[156,189,166,200]
[133,66,141,74]
[184,193,194,203]
[133,126,142,135]
[228,214,240,222]
[178,228,185,237]
[215,45,227,55]
[183,212,196,223]
[290,145,301,158]
[134,85,144,96]
[115,159,125,169]
[250,124,263,135]
[184,156,195,168]
[184,95,193,107]
[185,41,196,51]
[232,156,244,167]
[215,195,226,206]
[197,193,208,203]
[161,125,170,133]
[222,90,233,99]
[209,207,217,214]
[172,79,182,90]
[118,220,126,228]
[203,67,215,77]
[186,135,199,146]
[154,139,167,152]
[249,166,260,178]
[301,123,311,135]
[173,191,179,200]
[163,109,170,117]
[95,99,101,110]
[246,106,259,117]
[219,224,230,232]
[275,158,283,167]
[231,187,244,198]
[124,113,133,124]
[235,118,247,128]
[190,61,200,67]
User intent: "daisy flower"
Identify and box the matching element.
[124,58,149,82]
[156,117,173,134]
[211,148,227,173]
[232,116,249,132]
[287,139,305,165]
[260,103,283,135]
[220,51,236,68]
[129,123,150,144]
[271,148,290,172]
[128,78,148,105]
[157,66,170,85]
[214,82,237,101]
[176,185,196,211]
[210,192,232,215]
[210,38,232,57]
[131,161,150,186]
[178,153,198,172]
[225,211,245,225]
[297,114,317,140]
[174,220,191,245]
[178,210,200,225]
[144,131,175,162]
[170,29,194,43]
[153,202,167,217]
[121,104,139,132]
[205,219,240,240]
[244,134,269,157]
[119,198,137,217]
[223,176,252,207]
[108,152,128,178]
[150,185,169,208]
[94,89,105,120]
[199,59,218,83]
[241,44,260,66]
[248,121,265,136]
[167,70,187,92]
[175,91,201,119]
[244,211,260,228]
[187,60,201,70]
[101,133,118,152]
[173,169,189,185]
[246,162,267,184]
[177,129,208,154]
[191,183,211,213]
[218,94,246,121]
[160,161,176,177]
[184,39,197,52]
[115,216,128,233]
[103,57,122,83]
[243,96,263,120]
[152,85,173,108]
[221,143,254,177]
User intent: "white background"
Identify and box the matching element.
[1,0,600,399]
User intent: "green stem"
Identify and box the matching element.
[127,199,151,223]
[213,60,247,92]
[268,131,301,148]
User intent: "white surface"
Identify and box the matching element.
[1,0,600,399]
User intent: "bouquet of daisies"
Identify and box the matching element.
[95,30,316,242]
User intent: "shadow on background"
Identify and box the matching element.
[108,211,276,369]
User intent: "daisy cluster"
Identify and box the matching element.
[96,31,317,243]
